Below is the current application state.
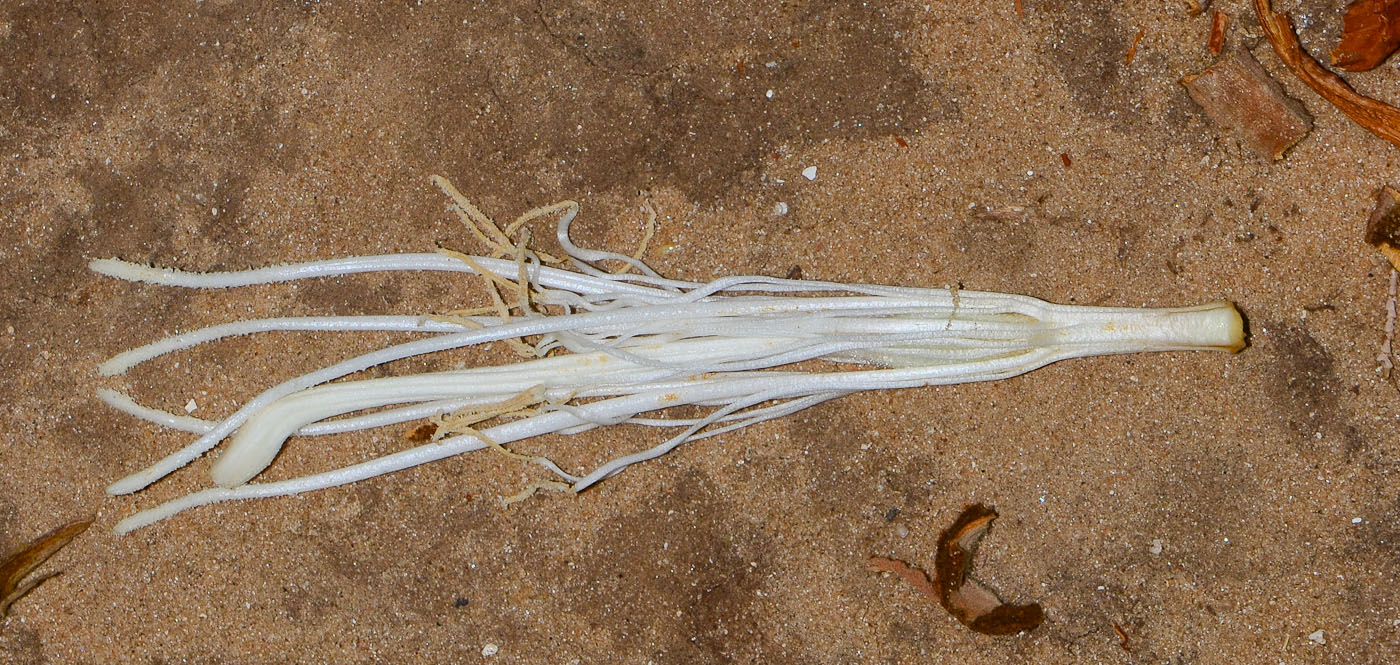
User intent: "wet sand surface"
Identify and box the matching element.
[2,1,1397,662]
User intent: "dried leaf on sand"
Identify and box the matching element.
[1331,0,1400,72]
[1366,186,1400,271]
[870,504,1042,636]
[1,517,94,620]
[1181,50,1312,160]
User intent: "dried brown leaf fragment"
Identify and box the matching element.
[869,556,938,602]
[1366,186,1400,271]
[1254,0,1400,148]
[1181,50,1313,160]
[1331,0,1400,72]
[0,517,94,620]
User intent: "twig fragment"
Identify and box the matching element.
[1126,28,1146,65]
[1,517,93,621]
[1113,622,1131,651]
[1380,269,1397,378]
[1208,9,1229,56]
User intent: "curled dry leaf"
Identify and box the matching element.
[934,504,1044,635]
[870,504,1043,636]
[0,517,94,620]
[1253,0,1400,148]
[1331,0,1400,72]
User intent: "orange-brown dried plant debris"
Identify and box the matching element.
[1331,0,1400,71]
[0,517,93,621]
[870,504,1043,636]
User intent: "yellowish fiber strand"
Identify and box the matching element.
[430,175,516,257]
[501,480,574,507]
[436,248,536,357]
[513,228,534,318]
[504,202,573,265]
[432,387,545,452]
[615,197,658,276]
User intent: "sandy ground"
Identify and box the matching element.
[1,0,1397,663]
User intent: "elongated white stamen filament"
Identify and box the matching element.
[96,185,1244,533]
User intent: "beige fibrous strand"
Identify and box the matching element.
[92,178,1245,534]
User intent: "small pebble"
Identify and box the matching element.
[801,166,817,180]
[481,643,499,657]
[773,201,789,216]
[1148,539,1164,555]
[184,399,198,414]
[1307,630,1325,645]
[1351,517,1362,524]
